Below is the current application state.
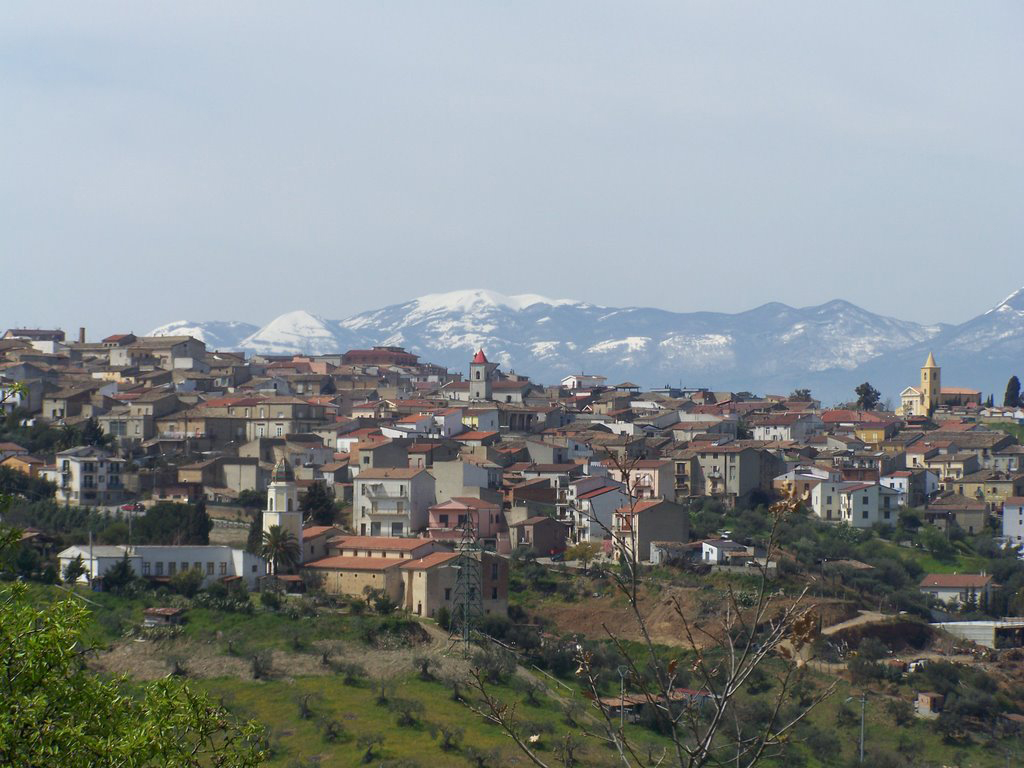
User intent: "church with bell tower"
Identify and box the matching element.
[263,457,303,572]
[900,353,941,418]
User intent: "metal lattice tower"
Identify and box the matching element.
[449,517,483,654]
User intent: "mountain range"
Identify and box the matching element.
[148,287,1024,405]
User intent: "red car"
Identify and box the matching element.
[120,502,145,512]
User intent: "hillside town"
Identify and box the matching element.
[3,328,1024,608]
[6,326,1024,765]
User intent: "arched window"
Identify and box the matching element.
[287,497,293,512]
[270,496,274,511]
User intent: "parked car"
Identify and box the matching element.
[120,502,145,512]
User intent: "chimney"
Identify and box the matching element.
[78,327,86,344]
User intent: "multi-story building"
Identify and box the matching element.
[41,447,130,506]
[611,498,689,562]
[352,467,435,536]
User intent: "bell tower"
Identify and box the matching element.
[469,349,492,401]
[921,352,940,416]
[263,457,303,569]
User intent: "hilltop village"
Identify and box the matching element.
[8,326,1024,766]
[2,329,1024,609]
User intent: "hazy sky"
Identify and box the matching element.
[3,2,1022,338]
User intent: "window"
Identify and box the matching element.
[181,562,188,573]
[491,587,498,600]
[491,563,498,579]
[168,562,176,576]
[275,425,283,437]
[219,562,227,576]
[362,455,370,465]
[444,588,452,601]
[142,562,151,576]
[206,562,214,575]
[862,510,868,519]
[826,495,832,505]
[391,522,403,535]
[194,562,202,571]
[155,561,163,576]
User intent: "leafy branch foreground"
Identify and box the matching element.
[0,525,265,767]
[470,470,835,768]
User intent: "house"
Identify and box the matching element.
[924,494,988,535]
[561,374,607,392]
[701,539,749,564]
[919,573,993,608]
[401,550,508,619]
[0,441,28,461]
[605,459,673,500]
[352,467,435,537]
[1002,497,1024,551]
[564,482,630,546]
[612,499,689,562]
[301,525,345,564]
[40,447,131,507]
[838,482,902,528]
[57,544,267,589]
[750,413,824,442]
[509,515,568,556]
[426,497,504,549]
[0,454,45,478]
[880,469,938,508]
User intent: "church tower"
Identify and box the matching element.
[921,352,941,416]
[263,457,303,571]
[469,349,492,401]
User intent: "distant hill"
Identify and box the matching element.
[148,287,1023,404]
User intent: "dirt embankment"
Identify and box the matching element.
[89,621,471,682]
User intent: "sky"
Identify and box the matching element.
[2,2,1022,338]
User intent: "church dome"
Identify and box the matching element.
[271,457,295,483]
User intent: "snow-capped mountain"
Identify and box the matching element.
[147,288,957,401]
[147,320,259,350]
[239,310,358,356]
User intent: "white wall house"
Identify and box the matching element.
[353,467,435,537]
[40,446,130,506]
[58,544,267,590]
[839,482,902,528]
[1002,497,1024,553]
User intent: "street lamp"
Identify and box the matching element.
[845,692,867,764]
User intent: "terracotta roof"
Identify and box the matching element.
[400,552,460,570]
[304,556,403,571]
[919,573,992,589]
[327,536,436,551]
[303,525,341,538]
[472,349,488,364]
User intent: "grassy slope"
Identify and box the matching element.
[23,581,1020,767]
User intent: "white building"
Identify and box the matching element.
[1002,497,1024,552]
[561,374,607,392]
[838,482,902,528]
[58,544,266,590]
[40,446,130,506]
[353,467,436,537]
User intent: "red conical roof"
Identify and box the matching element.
[472,349,488,364]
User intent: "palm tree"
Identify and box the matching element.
[260,525,300,575]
